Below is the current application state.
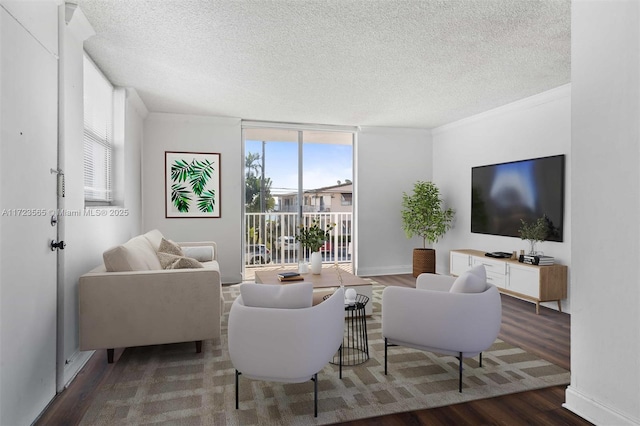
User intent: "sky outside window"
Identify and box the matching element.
[245,140,352,196]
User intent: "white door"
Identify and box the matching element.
[0,6,59,425]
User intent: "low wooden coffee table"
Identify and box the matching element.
[254,268,373,316]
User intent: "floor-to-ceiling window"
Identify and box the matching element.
[242,123,355,278]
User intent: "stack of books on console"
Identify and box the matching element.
[277,272,304,282]
[519,254,555,265]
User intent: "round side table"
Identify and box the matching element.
[325,293,370,367]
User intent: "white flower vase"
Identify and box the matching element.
[310,251,322,274]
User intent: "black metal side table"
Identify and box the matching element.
[325,293,370,368]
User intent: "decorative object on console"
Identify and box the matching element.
[519,254,555,265]
[518,215,549,255]
[484,251,512,258]
[296,217,335,275]
[165,151,221,218]
[401,181,455,277]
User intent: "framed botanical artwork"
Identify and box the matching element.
[165,151,221,218]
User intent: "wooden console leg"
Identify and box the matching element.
[107,348,114,364]
[195,340,202,353]
[557,300,562,312]
[535,302,540,315]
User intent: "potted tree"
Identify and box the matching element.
[401,181,455,277]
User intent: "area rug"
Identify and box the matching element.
[80,281,570,425]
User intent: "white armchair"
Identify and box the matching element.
[228,283,345,417]
[382,265,502,392]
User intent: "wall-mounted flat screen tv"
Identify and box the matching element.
[471,155,565,242]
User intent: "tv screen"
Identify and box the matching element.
[471,155,565,242]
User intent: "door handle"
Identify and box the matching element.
[50,240,66,251]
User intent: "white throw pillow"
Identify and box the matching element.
[181,246,214,262]
[467,264,487,282]
[143,229,165,252]
[450,266,487,293]
[103,235,163,272]
[240,282,313,309]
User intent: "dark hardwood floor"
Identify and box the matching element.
[35,273,591,426]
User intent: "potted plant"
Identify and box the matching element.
[518,216,549,255]
[296,218,335,274]
[401,181,455,277]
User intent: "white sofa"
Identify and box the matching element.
[79,229,222,363]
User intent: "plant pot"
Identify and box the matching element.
[413,248,435,277]
[310,251,322,274]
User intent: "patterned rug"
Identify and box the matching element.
[80,281,570,425]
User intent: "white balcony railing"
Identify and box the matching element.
[245,212,352,266]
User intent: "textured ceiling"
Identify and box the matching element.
[76,0,570,129]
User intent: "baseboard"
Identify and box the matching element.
[564,385,640,425]
[63,350,94,389]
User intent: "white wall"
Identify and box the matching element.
[564,1,640,424]
[432,85,572,312]
[356,127,432,276]
[59,4,145,387]
[142,113,243,283]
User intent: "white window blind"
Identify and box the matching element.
[83,55,114,204]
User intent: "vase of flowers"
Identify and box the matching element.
[296,218,335,274]
[309,252,322,275]
[518,216,549,255]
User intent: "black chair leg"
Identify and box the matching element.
[479,352,483,367]
[459,352,463,393]
[235,370,240,409]
[313,373,318,417]
[339,345,343,379]
[384,338,388,375]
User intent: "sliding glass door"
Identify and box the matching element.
[242,125,354,275]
